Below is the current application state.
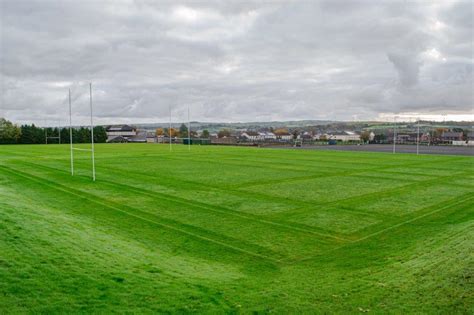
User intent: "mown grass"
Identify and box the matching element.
[0,143,473,313]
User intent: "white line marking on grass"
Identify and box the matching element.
[351,195,473,243]
[284,195,473,265]
[0,166,281,264]
[100,180,350,242]
[15,160,349,243]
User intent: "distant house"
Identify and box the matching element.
[262,132,276,140]
[240,131,260,141]
[328,131,361,142]
[441,131,463,143]
[106,125,137,142]
[128,131,147,143]
[467,131,474,141]
[453,131,474,146]
[396,133,418,143]
[241,131,276,141]
[386,131,429,143]
[156,135,165,143]
[276,133,293,141]
[146,132,156,143]
[107,135,128,143]
[301,132,313,140]
[315,133,329,140]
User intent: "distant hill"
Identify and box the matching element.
[132,120,335,132]
[121,120,473,132]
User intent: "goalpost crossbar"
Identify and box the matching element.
[44,120,62,144]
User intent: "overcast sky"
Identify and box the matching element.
[1,0,473,125]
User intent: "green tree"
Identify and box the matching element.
[31,124,45,144]
[218,129,231,138]
[20,125,34,144]
[201,129,210,138]
[78,127,90,143]
[0,118,21,144]
[360,131,371,143]
[93,126,107,143]
[179,123,188,138]
[60,127,70,144]
[44,127,54,143]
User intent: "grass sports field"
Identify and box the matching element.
[1,143,473,313]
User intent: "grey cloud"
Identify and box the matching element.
[440,1,473,30]
[1,0,472,125]
[387,52,421,87]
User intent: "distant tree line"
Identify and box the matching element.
[0,118,107,144]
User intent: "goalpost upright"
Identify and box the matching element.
[68,83,96,181]
[416,118,420,155]
[188,105,191,151]
[89,83,96,181]
[392,116,397,154]
[169,104,172,151]
[69,89,74,175]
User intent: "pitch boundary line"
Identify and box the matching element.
[9,156,471,244]
[12,157,464,242]
[13,158,470,243]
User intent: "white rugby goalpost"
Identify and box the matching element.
[45,120,61,144]
[392,115,422,155]
[68,83,96,181]
[168,104,192,151]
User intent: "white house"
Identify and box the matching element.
[329,131,361,142]
[262,132,276,140]
[241,132,260,141]
[277,134,293,140]
[241,131,277,141]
